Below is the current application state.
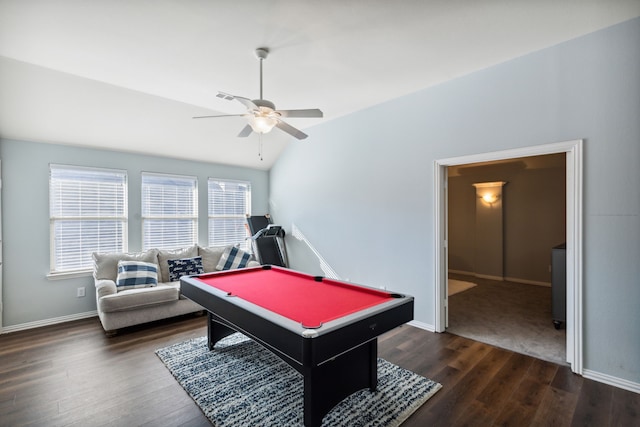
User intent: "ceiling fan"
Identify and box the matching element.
[194,47,323,140]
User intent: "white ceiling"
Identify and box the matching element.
[1,1,639,170]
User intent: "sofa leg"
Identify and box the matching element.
[105,329,118,338]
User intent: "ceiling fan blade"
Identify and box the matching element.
[193,114,246,119]
[277,108,323,118]
[276,120,308,140]
[237,124,253,138]
[216,92,235,101]
[217,91,258,110]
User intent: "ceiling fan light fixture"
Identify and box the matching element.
[249,114,278,134]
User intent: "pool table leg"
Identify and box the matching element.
[207,312,238,350]
[303,339,378,427]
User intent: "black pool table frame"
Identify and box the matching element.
[181,269,414,427]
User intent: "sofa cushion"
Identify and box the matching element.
[216,246,252,270]
[167,256,204,281]
[93,249,159,281]
[98,283,179,313]
[157,245,198,282]
[116,261,158,290]
[198,246,226,273]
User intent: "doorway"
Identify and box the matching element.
[433,140,583,374]
[446,154,566,364]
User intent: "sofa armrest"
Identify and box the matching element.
[95,279,117,299]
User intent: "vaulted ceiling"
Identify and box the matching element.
[1,1,638,170]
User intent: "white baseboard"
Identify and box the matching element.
[1,310,98,334]
[448,270,503,281]
[583,369,640,395]
[504,276,551,287]
[448,269,474,276]
[407,320,435,332]
[474,273,504,281]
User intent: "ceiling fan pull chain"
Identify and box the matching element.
[258,133,264,161]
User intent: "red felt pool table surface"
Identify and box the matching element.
[193,266,395,328]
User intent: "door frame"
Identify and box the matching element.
[0,159,3,333]
[433,139,583,374]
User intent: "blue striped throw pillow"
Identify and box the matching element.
[116,261,159,290]
[216,246,252,271]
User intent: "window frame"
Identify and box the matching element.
[141,172,198,251]
[49,164,128,276]
[208,178,252,250]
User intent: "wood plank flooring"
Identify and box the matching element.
[0,315,638,426]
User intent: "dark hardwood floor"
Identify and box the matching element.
[1,315,638,426]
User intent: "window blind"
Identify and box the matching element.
[49,165,127,273]
[208,179,251,250]
[142,173,198,250]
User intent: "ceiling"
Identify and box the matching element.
[1,1,639,170]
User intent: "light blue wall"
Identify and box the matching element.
[0,139,269,327]
[270,18,640,383]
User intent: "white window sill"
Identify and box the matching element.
[47,270,93,280]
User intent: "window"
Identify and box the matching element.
[49,165,127,274]
[208,179,251,250]
[142,173,198,250]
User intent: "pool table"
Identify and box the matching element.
[181,265,414,427]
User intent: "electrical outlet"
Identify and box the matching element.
[77,287,85,298]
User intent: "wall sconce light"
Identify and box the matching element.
[481,193,500,205]
[473,181,507,207]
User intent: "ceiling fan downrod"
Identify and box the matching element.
[256,47,269,101]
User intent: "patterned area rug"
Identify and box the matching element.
[156,333,441,427]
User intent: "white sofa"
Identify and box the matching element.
[93,244,258,335]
